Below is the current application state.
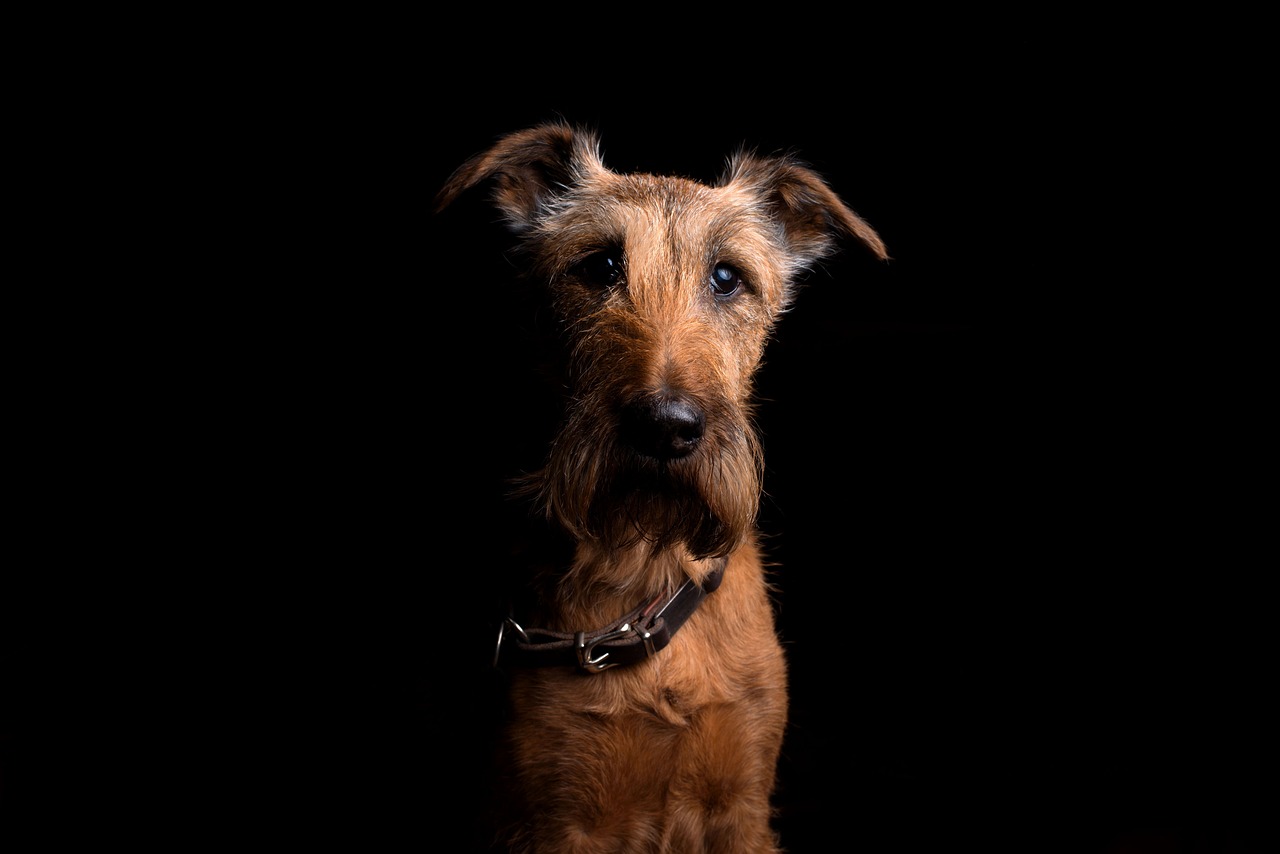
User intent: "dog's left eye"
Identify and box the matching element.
[709,263,743,298]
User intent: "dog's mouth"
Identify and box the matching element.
[585,464,733,558]
[558,428,758,559]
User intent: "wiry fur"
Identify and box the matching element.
[436,122,887,853]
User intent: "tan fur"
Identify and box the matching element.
[436,123,886,853]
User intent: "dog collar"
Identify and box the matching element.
[493,559,725,674]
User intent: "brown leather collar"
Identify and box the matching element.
[494,559,726,674]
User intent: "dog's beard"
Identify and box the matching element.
[531,416,763,560]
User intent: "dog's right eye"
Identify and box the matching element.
[575,251,624,287]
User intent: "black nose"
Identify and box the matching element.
[620,394,705,460]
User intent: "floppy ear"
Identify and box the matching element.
[433,122,606,233]
[721,152,889,265]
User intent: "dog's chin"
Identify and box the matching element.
[590,481,727,559]
[565,454,747,558]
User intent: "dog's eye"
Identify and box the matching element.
[575,250,624,287]
[709,263,743,298]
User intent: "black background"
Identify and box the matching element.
[9,39,1264,854]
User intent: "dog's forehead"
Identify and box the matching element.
[565,170,766,241]
[604,170,738,209]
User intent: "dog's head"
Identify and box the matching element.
[436,123,886,559]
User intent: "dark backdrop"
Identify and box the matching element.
[155,66,1271,854]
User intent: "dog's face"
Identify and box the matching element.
[436,124,886,560]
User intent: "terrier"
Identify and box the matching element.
[435,123,887,853]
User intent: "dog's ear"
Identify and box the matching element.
[722,152,889,265]
[434,122,606,232]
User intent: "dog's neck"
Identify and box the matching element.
[504,510,739,634]
[550,540,728,629]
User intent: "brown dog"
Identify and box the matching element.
[435,123,887,853]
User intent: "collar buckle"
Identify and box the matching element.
[575,624,632,673]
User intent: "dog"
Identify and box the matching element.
[435,122,887,853]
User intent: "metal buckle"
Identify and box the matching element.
[575,623,631,673]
